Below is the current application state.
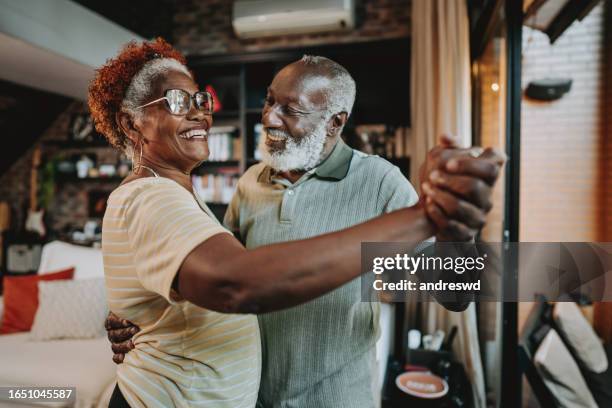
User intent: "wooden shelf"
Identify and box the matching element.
[55,174,124,183]
[213,110,240,118]
[193,161,241,174]
[200,160,240,166]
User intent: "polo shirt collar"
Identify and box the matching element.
[314,139,353,180]
[257,138,353,183]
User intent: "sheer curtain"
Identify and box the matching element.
[410,1,486,407]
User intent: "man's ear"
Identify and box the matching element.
[115,111,141,146]
[326,112,348,138]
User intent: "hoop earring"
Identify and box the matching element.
[131,139,144,174]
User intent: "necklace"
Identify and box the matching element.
[138,165,159,178]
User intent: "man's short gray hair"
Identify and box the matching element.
[121,58,192,119]
[300,55,356,118]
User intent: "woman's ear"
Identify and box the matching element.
[326,112,348,138]
[116,111,140,146]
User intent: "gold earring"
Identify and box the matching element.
[131,139,143,174]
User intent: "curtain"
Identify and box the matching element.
[410,0,472,184]
[410,1,486,407]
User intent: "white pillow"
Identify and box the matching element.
[38,241,104,280]
[30,279,108,340]
[535,329,598,408]
[553,302,608,373]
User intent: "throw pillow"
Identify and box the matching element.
[553,302,608,373]
[534,329,598,408]
[0,268,74,334]
[29,278,108,340]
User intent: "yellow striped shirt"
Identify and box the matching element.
[102,177,261,408]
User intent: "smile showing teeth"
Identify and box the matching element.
[179,129,208,139]
[266,131,288,142]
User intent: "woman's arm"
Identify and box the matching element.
[178,204,433,314]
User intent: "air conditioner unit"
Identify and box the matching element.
[233,0,355,39]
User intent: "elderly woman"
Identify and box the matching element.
[89,38,500,407]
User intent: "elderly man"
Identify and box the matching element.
[108,55,502,407]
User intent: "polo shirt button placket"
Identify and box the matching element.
[280,188,296,223]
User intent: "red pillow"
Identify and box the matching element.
[0,268,75,334]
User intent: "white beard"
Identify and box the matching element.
[259,120,327,172]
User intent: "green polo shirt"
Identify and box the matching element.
[224,139,418,408]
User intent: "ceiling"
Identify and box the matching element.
[73,0,176,40]
[0,0,147,175]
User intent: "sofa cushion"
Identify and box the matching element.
[0,268,74,334]
[37,240,104,280]
[30,278,108,340]
[553,302,608,373]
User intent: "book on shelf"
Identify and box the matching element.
[207,128,241,162]
[192,173,238,205]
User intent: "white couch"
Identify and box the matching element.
[0,241,116,408]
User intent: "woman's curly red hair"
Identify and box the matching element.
[88,37,186,150]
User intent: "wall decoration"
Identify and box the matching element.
[70,113,95,141]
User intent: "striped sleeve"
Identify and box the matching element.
[124,180,230,303]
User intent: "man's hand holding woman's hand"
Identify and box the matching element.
[105,312,139,364]
[419,135,506,241]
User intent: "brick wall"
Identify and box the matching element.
[0,102,123,235]
[0,103,80,231]
[520,4,605,241]
[518,0,612,348]
[173,0,411,56]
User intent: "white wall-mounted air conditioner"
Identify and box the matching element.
[232,0,355,39]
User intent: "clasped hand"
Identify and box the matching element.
[419,135,506,241]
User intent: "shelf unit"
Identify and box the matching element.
[41,138,240,221]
